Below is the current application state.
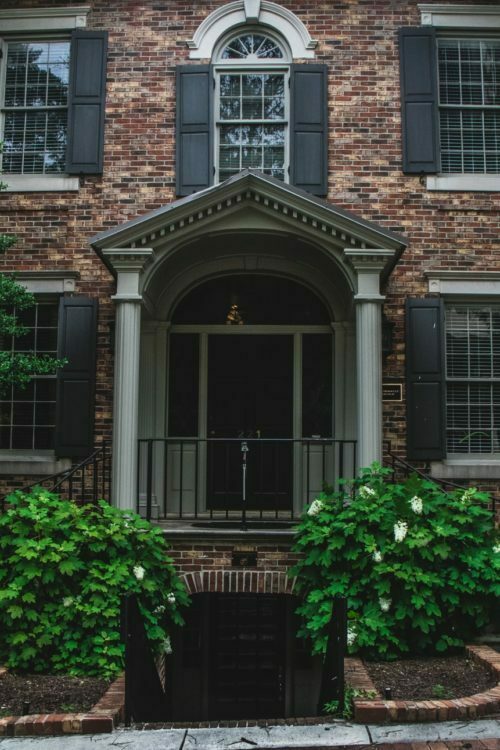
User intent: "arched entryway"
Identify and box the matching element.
[161,273,341,518]
[136,228,358,521]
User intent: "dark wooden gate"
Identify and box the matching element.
[208,593,286,719]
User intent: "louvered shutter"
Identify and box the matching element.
[176,65,213,196]
[406,298,445,460]
[55,297,98,458]
[290,64,328,197]
[399,28,439,174]
[66,30,108,174]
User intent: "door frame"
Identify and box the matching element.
[167,324,333,515]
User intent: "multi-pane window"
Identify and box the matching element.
[0,302,59,450]
[215,32,289,183]
[438,39,500,173]
[445,305,500,455]
[1,40,70,174]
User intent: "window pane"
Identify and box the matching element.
[168,334,199,437]
[2,41,69,175]
[438,39,500,174]
[220,33,284,60]
[0,302,59,451]
[446,305,500,454]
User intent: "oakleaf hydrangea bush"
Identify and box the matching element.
[290,464,499,660]
[0,489,189,677]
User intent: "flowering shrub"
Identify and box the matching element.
[290,465,499,659]
[0,489,189,678]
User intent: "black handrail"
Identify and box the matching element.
[384,442,497,526]
[383,441,465,491]
[1,442,111,510]
[137,437,357,522]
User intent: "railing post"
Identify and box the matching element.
[146,440,153,522]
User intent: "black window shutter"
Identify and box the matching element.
[55,297,98,458]
[406,298,445,461]
[290,64,328,197]
[176,65,213,197]
[399,27,439,174]
[66,30,108,174]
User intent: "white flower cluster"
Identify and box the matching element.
[347,627,357,646]
[493,544,500,555]
[379,597,392,612]
[358,485,377,500]
[133,565,145,581]
[167,593,176,605]
[307,498,324,517]
[393,520,408,542]
[63,596,73,608]
[410,495,423,514]
[460,487,477,504]
[372,550,383,563]
[163,636,172,655]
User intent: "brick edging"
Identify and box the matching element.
[0,673,124,737]
[350,645,500,723]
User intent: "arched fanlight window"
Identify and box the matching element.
[214,29,290,183]
[220,32,284,61]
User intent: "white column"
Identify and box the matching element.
[344,249,396,470]
[102,248,154,510]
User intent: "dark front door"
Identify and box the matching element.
[207,335,293,510]
[209,594,286,719]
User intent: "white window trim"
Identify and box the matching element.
[0,7,90,33]
[419,4,500,29]
[0,8,88,192]
[188,0,316,60]
[2,175,80,192]
[419,5,500,191]
[426,175,500,192]
[425,271,500,479]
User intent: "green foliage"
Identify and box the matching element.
[0,155,64,393]
[290,464,499,660]
[324,687,377,720]
[0,489,189,678]
[0,272,65,397]
[432,683,452,699]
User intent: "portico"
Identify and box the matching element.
[90,171,406,513]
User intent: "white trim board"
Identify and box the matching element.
[419,4,500,28]
[0,7,89,32]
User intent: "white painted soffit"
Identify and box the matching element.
[90,171,407,269]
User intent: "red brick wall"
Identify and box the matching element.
[167,540,302,591]
[1,0,499,500]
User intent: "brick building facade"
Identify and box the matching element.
[0,0,499,720]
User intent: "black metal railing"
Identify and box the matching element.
[137,437,357,522]
[1,442,111,511]
[384,441,465,492]
[384,442,497,520]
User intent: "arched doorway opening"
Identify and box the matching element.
[138,271,356,520]
[168,275,334,515]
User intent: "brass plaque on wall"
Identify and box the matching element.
[383,383,403,401]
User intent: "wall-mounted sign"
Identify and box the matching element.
[383,382,403,402]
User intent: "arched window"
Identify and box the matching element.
[214,30,291,183]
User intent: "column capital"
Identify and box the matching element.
[343,249,397,300]
[102,248,155,302]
